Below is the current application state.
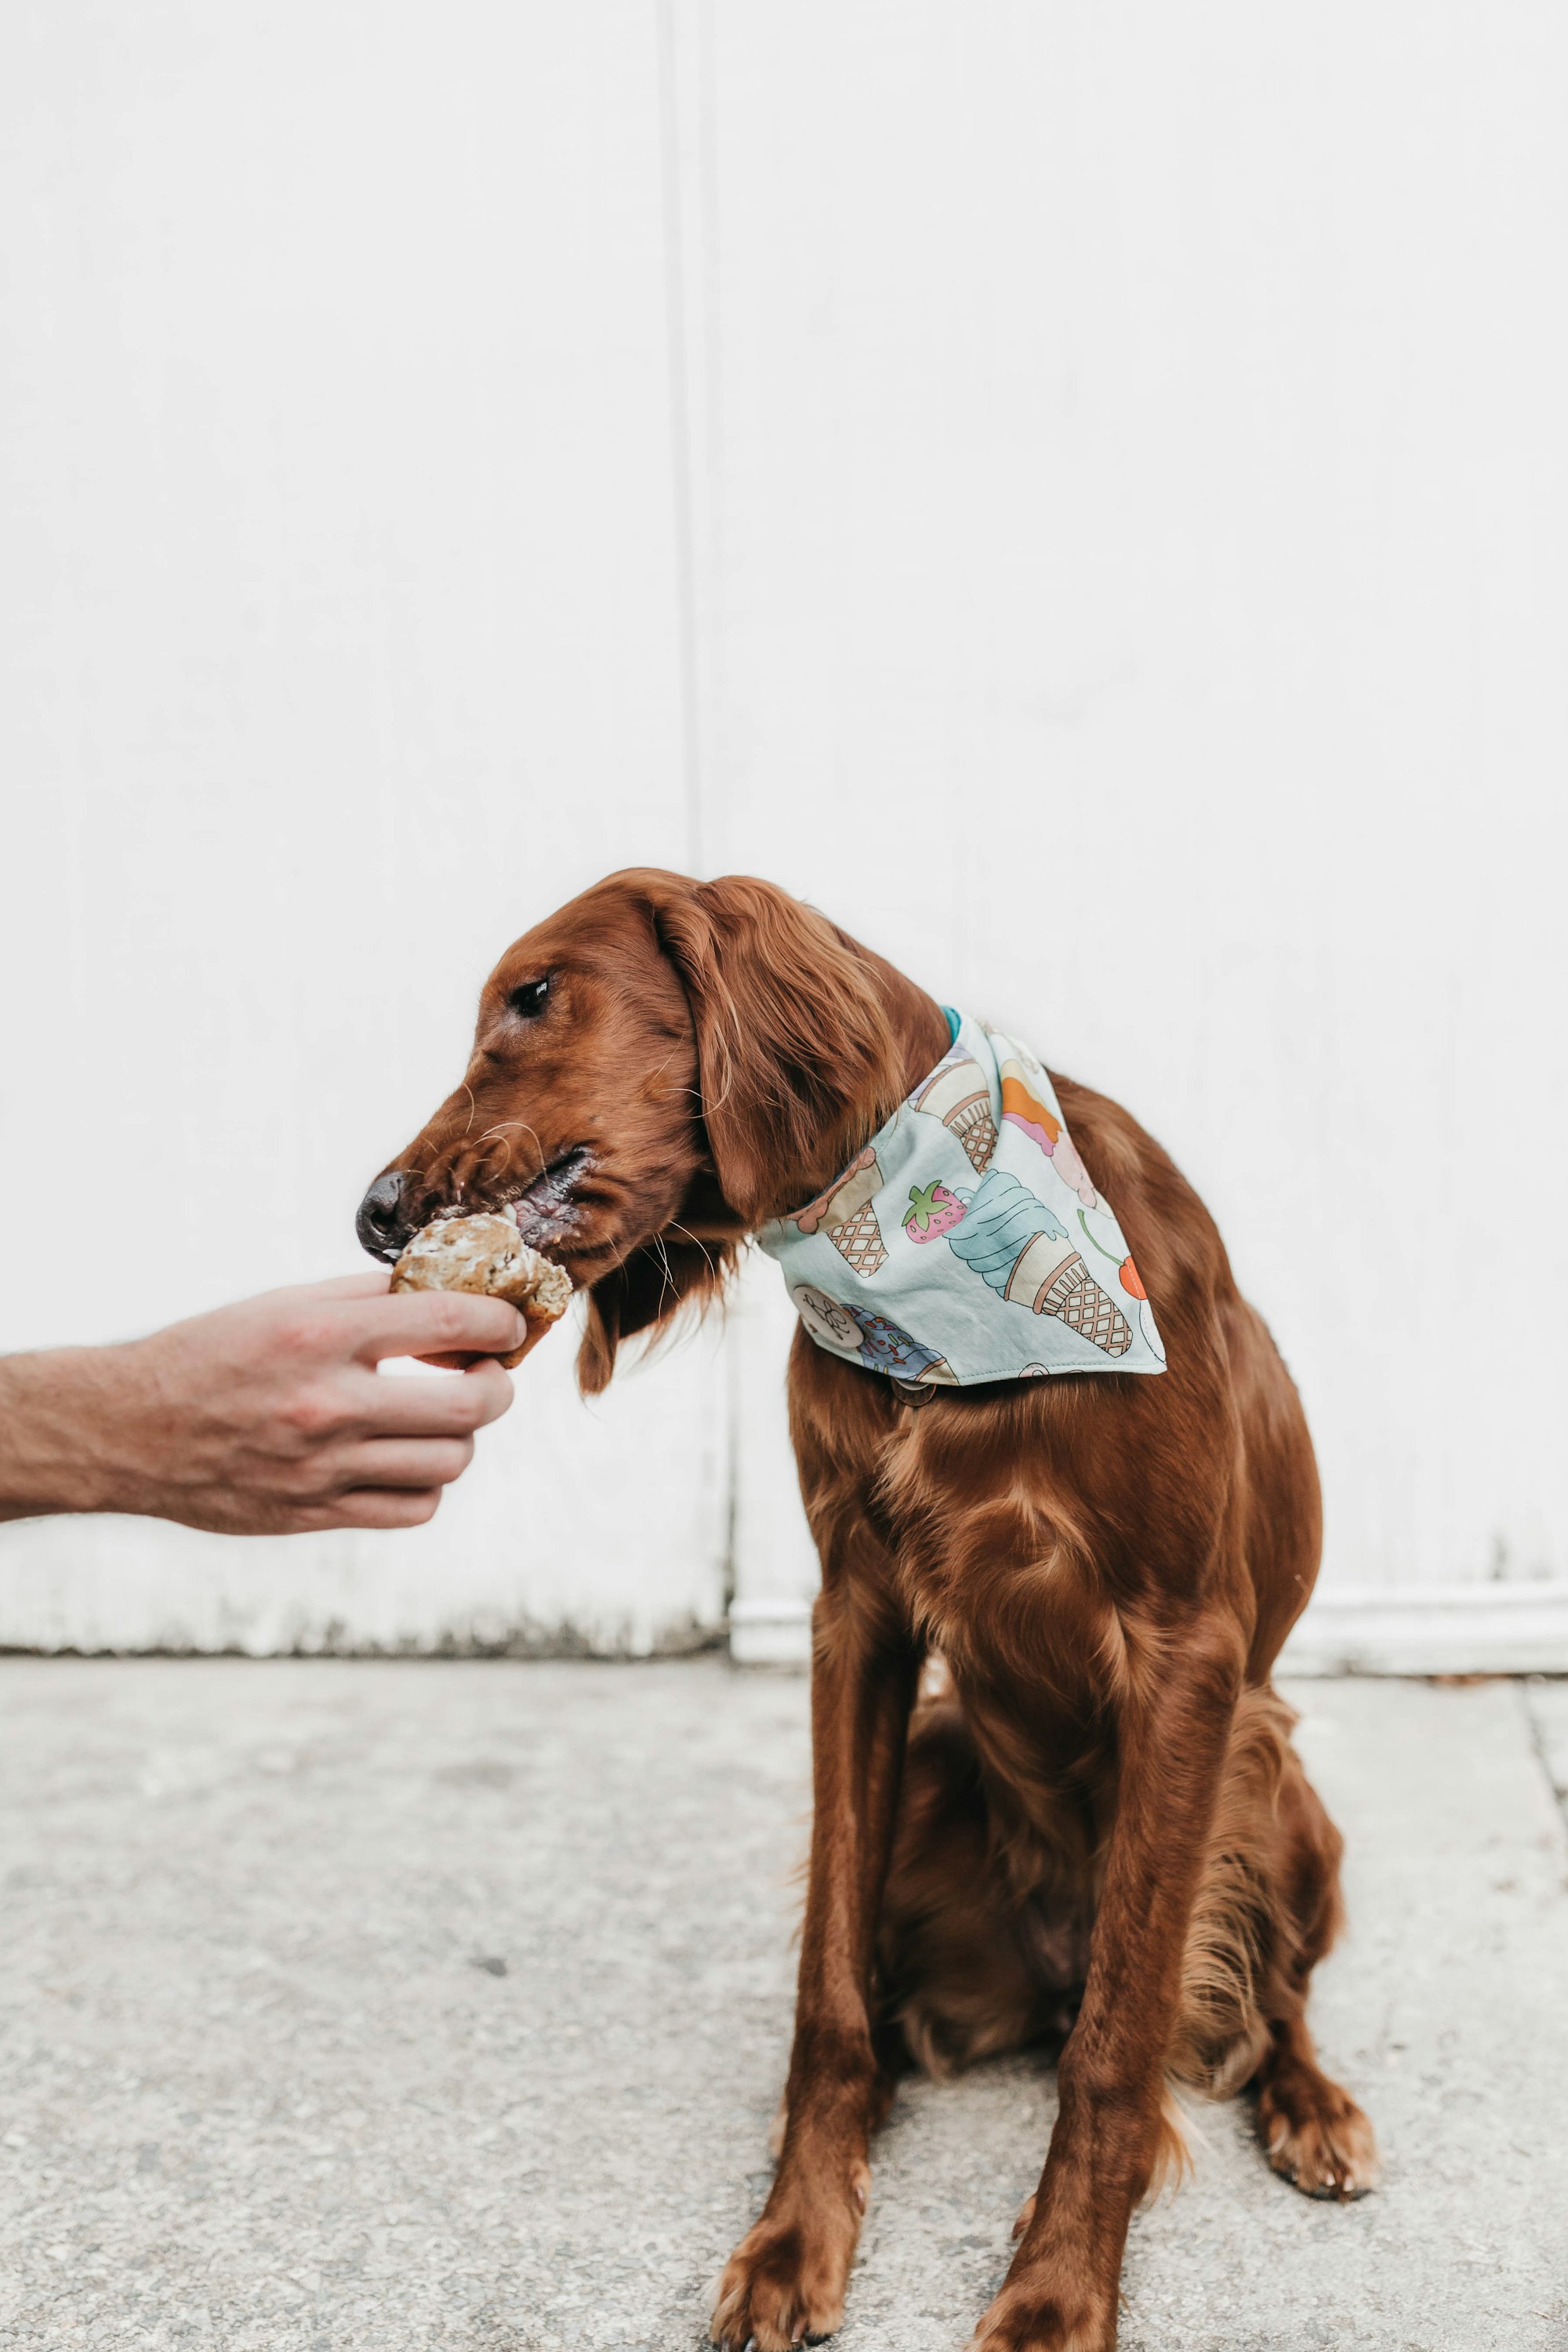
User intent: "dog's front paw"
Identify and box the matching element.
[710,2164,869,2352]
[967,2270,1113,2352]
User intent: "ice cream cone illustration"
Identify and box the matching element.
[945,1169,1065,1288]
[790,1146,887,1276]
[1029,1248,1134,1356]
[911,1052,997,1173]
[1076,1211,1162,1361]
[946,1171,1132,1356]
[999,1054,1099,1207]
[999,1059,1060,1154]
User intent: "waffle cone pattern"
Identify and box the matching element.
[830,1201,889,1277]
[1039,1254,1133,1356]
[953,1105,998,1172]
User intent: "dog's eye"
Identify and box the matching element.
[507,978,550,1021]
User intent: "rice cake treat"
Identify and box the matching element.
[390,1213,572,1367]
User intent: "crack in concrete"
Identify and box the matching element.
[1519,1678,1568,1835]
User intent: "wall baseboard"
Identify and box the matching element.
[728,1584,1568,1676]
[728,1596,815,1668]
[1276,1582,1568,1676]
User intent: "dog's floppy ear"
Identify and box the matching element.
[652,876,907,1228]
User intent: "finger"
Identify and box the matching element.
[356,1360,515,1436]
[323,1437,476,1491]
[295,1270,394,1299]
[307,1486,445,1530]
[418,1318,554,1374]
[255,1270,396,1305]
[347,1291,526,1364]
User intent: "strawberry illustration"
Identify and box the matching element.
[903,1180,967,1242]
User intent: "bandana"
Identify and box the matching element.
[757,1011,1166,1390]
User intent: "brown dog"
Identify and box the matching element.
[357,869,1377,2352]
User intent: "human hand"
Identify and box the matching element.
[0,1272,524,1535]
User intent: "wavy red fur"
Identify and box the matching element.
[371,870,1378,2352]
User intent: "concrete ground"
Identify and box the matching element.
[1,1661,1565,2352]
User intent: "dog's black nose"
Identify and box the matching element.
[357,1169,415,1262]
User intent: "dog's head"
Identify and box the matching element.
[356,869,936,1391]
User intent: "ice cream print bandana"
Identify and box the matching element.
[757,1013,1166,1389]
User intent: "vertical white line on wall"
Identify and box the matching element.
[693,2,725,878]
[656,0,702,877]
[657,0,742,1645]
[655,0,724,880]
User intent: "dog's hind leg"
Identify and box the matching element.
[711,1530,920,2352]
[1250,1740,1380,2199]
[1166,1688,1380,2201]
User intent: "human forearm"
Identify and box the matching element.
[0,1276,526,1536]
[0,1346,131,1520]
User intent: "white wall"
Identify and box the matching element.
[3,4,1566,1657]
[0,0,728,1653]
